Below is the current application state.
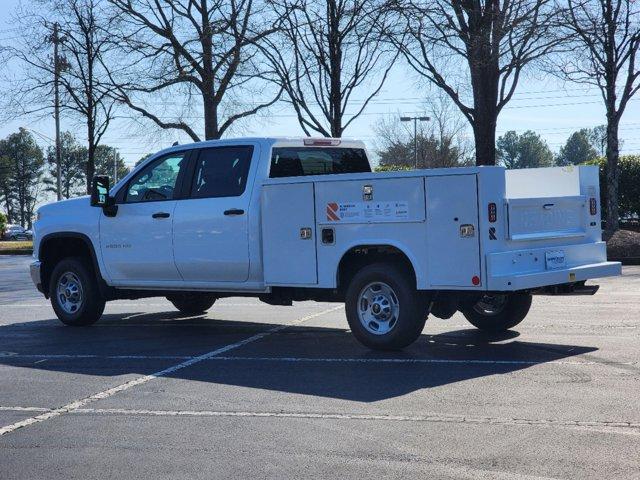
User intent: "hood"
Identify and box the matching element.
[37,196,91,218]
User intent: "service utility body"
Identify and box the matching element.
[30,137,622,350]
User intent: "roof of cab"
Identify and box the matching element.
[151,137,367,158]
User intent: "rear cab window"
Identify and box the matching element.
[269,147,371,178]
[190,146,253,198]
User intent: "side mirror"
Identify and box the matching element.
[90,175,110,207]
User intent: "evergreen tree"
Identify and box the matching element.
[556,129,598,166]
[496,131,554,169]
[0,129,44,228]
[44,132,87,199]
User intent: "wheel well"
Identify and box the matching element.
[337,245,417,292]
[40,234,98,295]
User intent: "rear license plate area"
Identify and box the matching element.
[545,250,566,270]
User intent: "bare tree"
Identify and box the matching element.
[374,93,474,168]
[556,0,640,232]
[263,0,398,137]
[390,0,564,165]
[3,0,118,194]
[106,0,283,141]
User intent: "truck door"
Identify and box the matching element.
[426,175,481,287]
[172,145,254,283]
[100,151,187,284]
[261,182,317,285]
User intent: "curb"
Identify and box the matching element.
[0,250,33,256]
[609,257,640,266]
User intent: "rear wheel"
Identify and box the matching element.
[167,293,216,315]
[460,293,532,332]
[49,257,105,326]
[345,263,428,350]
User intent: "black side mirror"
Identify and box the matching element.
[91,175,110,207]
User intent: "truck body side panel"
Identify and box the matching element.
[261,164,620,292]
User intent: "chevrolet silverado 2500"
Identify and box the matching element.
[30,137,621,350]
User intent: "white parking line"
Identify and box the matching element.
[0,406,49,412]
[0,305,342,437]
[0,353,191,360]
[0,303,266,307]
[0,405,638,432]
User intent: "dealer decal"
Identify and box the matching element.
[326,201,409,222]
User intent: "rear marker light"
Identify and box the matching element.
[589,198,597,215]
[472,276,480,286]
[488,203,497,223]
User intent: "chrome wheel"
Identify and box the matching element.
[56,272,84,314]
[472,294,508,316]
[357,282,400,335]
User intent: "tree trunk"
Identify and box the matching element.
[472,115,497,166]
[328,0,342,138]
[203,92,219,140]
[2,191,12,223]
[200,0,220,141]
[605,116,620,233]
[86,133,95,195]
[468,32,499,166]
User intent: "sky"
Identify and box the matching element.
[0,0,639,169]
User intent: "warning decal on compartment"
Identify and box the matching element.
[326,202,340,221]
[325,201,409,222]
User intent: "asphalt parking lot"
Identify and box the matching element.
[0,255,639,479]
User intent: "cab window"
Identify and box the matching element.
[190,146,253,198]
[125,153,186,203]
[270,147,371,178]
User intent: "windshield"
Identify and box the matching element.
[270,147,371,178]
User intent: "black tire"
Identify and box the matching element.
[49,257,105,326]
[167,293,216,314]
[460,293,532,332]
[345,262,428,350]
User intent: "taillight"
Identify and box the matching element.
[488,203,497,222]
[589,198,597,215]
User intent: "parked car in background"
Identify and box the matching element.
[3,225,31,241]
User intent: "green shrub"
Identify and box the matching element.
[0,211,6,236]
[585,155,640,220]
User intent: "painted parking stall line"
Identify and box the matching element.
[0,305,342,437]
[0,405,638,433]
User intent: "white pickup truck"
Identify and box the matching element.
[30,137,621,349]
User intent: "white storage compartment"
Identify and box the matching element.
[426,175,481,287]
[261,182,318,285]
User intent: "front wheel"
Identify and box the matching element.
[167,293,216,315]
[460,293,532,332]
[49,257,105,326]
[345,263,428,350]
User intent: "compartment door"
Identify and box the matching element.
[426,175,481,287]
[262,182,318,285]
[506,196,587,241]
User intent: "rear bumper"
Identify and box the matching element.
[486,242,622,291]
[30,261,43,293]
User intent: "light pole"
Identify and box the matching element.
[400,116,430,169]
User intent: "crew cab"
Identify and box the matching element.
[30,137,621,350]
